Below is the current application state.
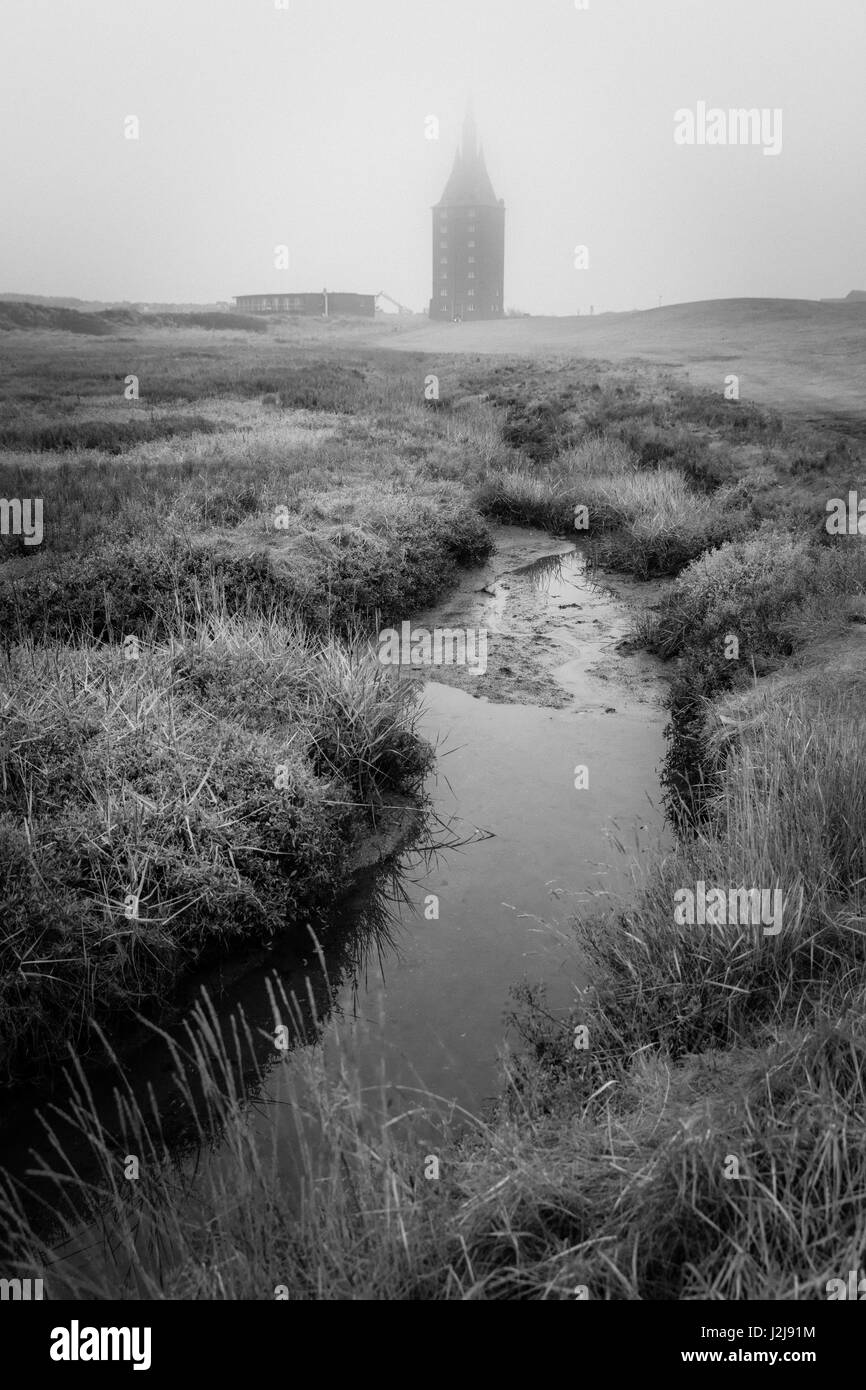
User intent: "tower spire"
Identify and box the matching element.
[462,98,477,162]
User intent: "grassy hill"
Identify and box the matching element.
[0,300,268,335]
[378,298,866,421]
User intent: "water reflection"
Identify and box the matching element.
[0,805,483,1243]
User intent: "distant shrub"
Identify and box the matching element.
[0,302,113,335]
[155,312,267,332]
[501,396,572,462]
[144,361,368,408]
[196,485,262,528]
[0,416,220,453]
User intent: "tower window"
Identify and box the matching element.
[439,289,447,297]
[440,257,447,264]
[467,241,475,248]
[467,289,474,296]
[468,256,475,263]
[467,272,475,279]
[468,225,475,234]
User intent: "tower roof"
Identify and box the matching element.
[436,105,501,208]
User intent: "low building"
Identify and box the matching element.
[233,291,375,317]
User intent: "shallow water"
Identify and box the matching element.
[1,528,669,1215]
[304,530,668,1110]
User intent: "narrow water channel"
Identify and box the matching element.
[331,526,668,1103]
[1,526,669,1223]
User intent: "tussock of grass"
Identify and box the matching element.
[475,467,574,531]
[580,684,865,1061]
[0,618,430,1083]
[448,1016,866,1299]
[579,468,749,577]
[477,431,751,575]
[638,529,866,664]
[0,488,492,644]
[635,530,866,824]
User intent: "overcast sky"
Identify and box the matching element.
[1,0,864,313]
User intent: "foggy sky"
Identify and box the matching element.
[1,0,864,314]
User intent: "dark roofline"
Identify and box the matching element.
[234,291,375,299]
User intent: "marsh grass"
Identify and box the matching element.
[0,490,492,644]
[632,529,866,825]
[638,529,866,663]
[0,331,499,1091]
[0,981,487,1300]
[4,322,866,1299]
[0,415,222,454]
[476,432,751,574]
[0,615,432,1084]
[3,677,864,1301]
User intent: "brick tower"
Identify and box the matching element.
[430,105,505,321]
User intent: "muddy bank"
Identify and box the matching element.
[407,524,666,710]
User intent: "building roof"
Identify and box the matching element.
[436,104,502,208]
